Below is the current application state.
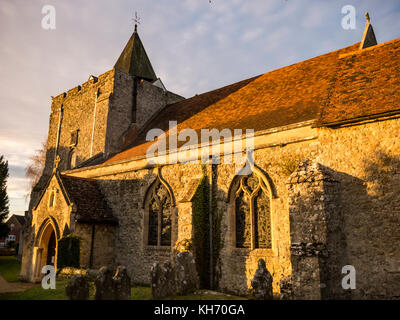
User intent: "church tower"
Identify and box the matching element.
[29,26,183,211]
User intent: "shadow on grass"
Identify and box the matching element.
[0,256,21,282]
[0,279,152,300]
[0,279,245,300]
[0,257,245,300]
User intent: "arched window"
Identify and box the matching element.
[147,180,172,246]
[68,149,77,169]
[234,171,272,249]
[49,191,56,208]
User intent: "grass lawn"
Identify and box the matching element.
[0,256,21,282]
[0,279,69,300]
[0,279,151,300]
[0,281,242,300]
[0,279,152,300]
[0,257,245,300]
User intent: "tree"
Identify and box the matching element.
[25,139,47,191]
[0,155,10,238]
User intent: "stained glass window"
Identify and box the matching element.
[148,181,172,246]
[234,172,272,249]
[254,189,271,248]
[235,191,251,248]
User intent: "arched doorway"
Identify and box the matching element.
[46,231,56,266]
[33,219,58,280]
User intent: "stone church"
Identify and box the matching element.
[19,16,400,299]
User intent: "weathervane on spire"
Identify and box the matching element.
[132,11,141,32]
[53,155,61,172]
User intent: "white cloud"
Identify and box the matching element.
[241,27,264,42]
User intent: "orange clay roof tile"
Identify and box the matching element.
[105,39,400,164]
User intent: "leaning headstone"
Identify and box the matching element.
[175,251,199,295]
[113,266,131,300]
[251,259,273,300]
[94,266,115,300]
[65,275,89,300]
[151,261,176,299]
[86,269,99,282]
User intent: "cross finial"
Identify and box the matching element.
[54,155,61,171]
[365,12,370,23]
[132,11,141,32]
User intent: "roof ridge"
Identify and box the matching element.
[169,74,262,106]
[255,42,361,80]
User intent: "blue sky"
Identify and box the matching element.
[0,0,399,216]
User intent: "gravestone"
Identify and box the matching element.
[175,251,199,295]
[150,252,200,299]
[113,266,131,300]
[65,275,89,300]
[150,261,176,299]
[251,259,273,300]
[94,266,115,300]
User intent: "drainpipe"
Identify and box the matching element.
[89,223,95,269]
[90,90,99,158]
[54,105,63,160]
[209,164,216,289]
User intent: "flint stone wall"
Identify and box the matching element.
[287,160,345,299]
[59,117,400,299]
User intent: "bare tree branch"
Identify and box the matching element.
[25,139,47,192]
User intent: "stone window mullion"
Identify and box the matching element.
[250,195,256,250]
[157,208,162,246]
[234,171,272,250]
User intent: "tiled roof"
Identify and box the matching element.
[114,28,157,81]
[105,39,400,164]
[60,175,117,224]
[106,75,260,163]
[13,215,26,226]
[317,39,400,125]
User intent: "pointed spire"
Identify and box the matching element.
[114,27,157,81]
[360,12,377,50]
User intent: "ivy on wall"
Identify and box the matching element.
[192,167,210,288]
[192,165,223,289]
[57,235,80,270]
